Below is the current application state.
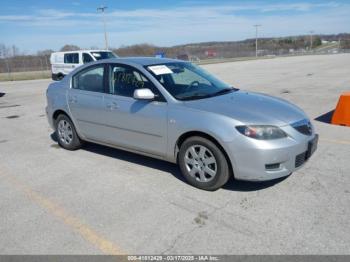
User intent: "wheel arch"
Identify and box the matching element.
[52,109,85,142]
[53,109,70,122]
[175,131,234,177]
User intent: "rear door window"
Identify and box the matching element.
[72,65,105,93]
[64,53,79,64]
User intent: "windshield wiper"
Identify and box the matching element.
[179,93,211,101]
[178,88,237,101]
[209,88,236,97]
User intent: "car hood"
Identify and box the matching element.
[183,90,307,126]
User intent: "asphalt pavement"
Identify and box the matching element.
[0,53,349,254]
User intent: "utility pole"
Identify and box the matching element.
[97,6,109,50]
[309,30,314,50]
[254,24,262,57]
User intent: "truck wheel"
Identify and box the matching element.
[52,73,64,81]
[57,73,64,80]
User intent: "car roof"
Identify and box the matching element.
[103,57,184,66]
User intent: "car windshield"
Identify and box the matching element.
[145,62,237,100]
[91,51,117,60]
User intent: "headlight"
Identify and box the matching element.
[236,125,287,140]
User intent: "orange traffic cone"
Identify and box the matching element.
[331,92,350,127]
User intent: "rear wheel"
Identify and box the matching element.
[57,73,64,81]
[178,136,231,191]
[52,73,64,81]
[55,114,83,150]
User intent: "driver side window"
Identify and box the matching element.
[108,64,165,101]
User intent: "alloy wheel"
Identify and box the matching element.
[57,119,73,145]
[184,145,217,182]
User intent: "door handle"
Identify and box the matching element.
[106,102,119,110]
[68,96,78,103]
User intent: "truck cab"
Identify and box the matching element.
[50,50,117,80]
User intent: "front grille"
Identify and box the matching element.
[295,152,306,168]
[291,119,312,136]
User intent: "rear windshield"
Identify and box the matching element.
[90,52,117,60]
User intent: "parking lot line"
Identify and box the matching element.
[321,138,350,146]
[0,170,125,255]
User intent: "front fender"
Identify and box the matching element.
[166,105,240,163]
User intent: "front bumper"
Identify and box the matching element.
[224,125,318,181]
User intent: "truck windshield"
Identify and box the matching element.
[91,52,117,60]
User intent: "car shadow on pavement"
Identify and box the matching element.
[50,132,186,183]
[83,142,187,183]
[222,176,288,192]
[51,132,286,192]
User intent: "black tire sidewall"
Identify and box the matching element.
[55,114,82,150]
[57,74,64,81]
[179,136,230,191]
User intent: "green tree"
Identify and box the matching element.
[313,37,322,47]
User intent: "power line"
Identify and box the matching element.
[97,6,109,50]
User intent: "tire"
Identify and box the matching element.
[55,114,83,150]
[178,136,231,191]
[57,74,64,81]
[52,73,64,81]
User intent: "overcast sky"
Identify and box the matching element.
[0,0,349,53]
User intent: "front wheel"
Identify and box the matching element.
[55,114,83,150]
[178,136,231,191]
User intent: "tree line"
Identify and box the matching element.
[1,33,349,73]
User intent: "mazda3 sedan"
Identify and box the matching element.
[46,57,318,190]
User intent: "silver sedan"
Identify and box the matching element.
[46,57,318,190]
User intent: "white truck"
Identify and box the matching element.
[50,50,117,80]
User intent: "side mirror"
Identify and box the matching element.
[133,88,155,100]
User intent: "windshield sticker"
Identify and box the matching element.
[148,65,173,75]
